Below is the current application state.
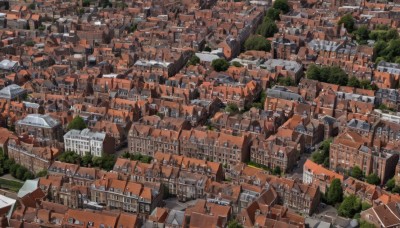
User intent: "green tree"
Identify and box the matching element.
[16,166,27,180]
[273,166,281,176]
[122,152,131,159]
[354,25,370,44]
[82,0,90,6]
[348,76,360,88]
[187,55,200,66]
[306,65,348,86]
[25,40,35,47]
[23,171,34,181]
[36,170,48,178]
[266,8,280,21]
[277,76,295,86]
[28,3,35,10]
[306,64,321,80]
[328,66,348,85]
[100,0,111,8]
[225,103,239,114]
[385,29,399,41]
[273,0,290,13]
[232,61,243,67]
[10,163,19,177]
[366,173,380,185]
[81,153,93,167]
[338,195,361,218]
[204,46,212,52]
[227,219,243,228]
[360,220,376,228]
[386,178,396,191]
[338,14,355,33]
[67,116,87,131]
[244,35,271,51]
[351,166,364,180]
[361,202,372,211]
[327,178,343,205]
[257,19,279,38]
[95,154,116,171]
[211,58,229,72]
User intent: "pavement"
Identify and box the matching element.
[0,174,23,183]
[164,197,198,211]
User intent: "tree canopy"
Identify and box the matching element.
[244,35,271,52]
[187,55,200,66]
[257,18,279,38]
[365,173,380,185]
[211,58,229,72]
[351,166,364,180]
[225,103,239,114]
[338,14,355,33]
[311,139,331,168]
[386,178,396,191]
[327,178,343,205]
[67,116,87,131]
[266,8,281,21]
[227,219,243,228]
[306,64,348,86]
[273,0,290,14]
[338,195,361,218]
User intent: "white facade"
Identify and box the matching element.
[64,128,106,157]
[303,169,313,184]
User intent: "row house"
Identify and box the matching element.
[7,137,60,174]
[268,178,320,215]
[238,188,305,228]
[250,138,297,173]
[330,131,399,184]
[128,124,180,157]
[179,129,250,169]
[90,176,163,215]
[199,80,261,110]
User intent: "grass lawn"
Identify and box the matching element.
[0,178,23,192]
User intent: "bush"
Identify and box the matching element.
[211,58,229,72]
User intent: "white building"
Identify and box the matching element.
[64,128,114,157]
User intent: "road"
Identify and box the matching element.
[0,174,23,183]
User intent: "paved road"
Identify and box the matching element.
[0,174,23,183]
[0,189,18,199]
